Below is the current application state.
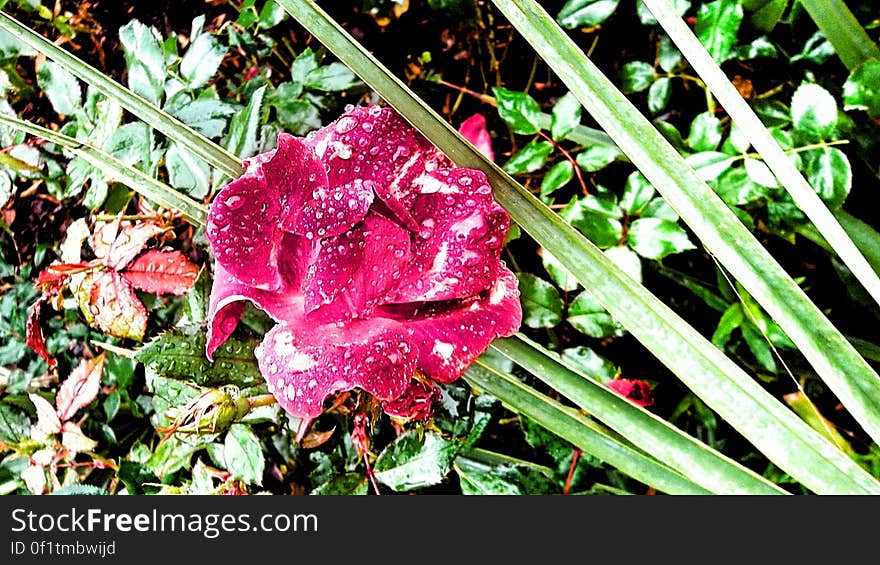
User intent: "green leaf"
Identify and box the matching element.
[454,453,557,495]
[556,0,620,29]
[134,324,263,388]
[516,273,564,328]
[373,431,459,491]
[168,98,238,139]
[0,404,29,443]
[166,142,211,199]
[637,0,690,26]
[620,171,655,214]
[105,122,153,168]
[741,322,777,373]
[575,144,622,171]
[647,76,671,114]
[694,0,743,63]
[36,61,81,116]
[305,62,360,91]
[560,195,624,248]
[713,166,767,206]
[492,87,542,134]
[224,423,264,485]
[688,111,723,152]
[118,20,166,105]
[627,217,696,259]
[290,47,319,86]
[619,61,655,94]
[177,267,211,326]
[561,345,617,382]
[567,290,625,338]
[711,303,743,348]
[790,83,838,140]
[269,89,321,135]
[550,91,581,140]
[803,147,852,208]
[541,247,579,291]
[842,58,880,118]
[540,160,574,196]
[749,0,788,33]
[744,157,778,188]
[179,32,227,89]
[604,245,642,282]
[657,35,682,73]
[311,473,369,495]
[685,151,736,180]
[503,140,553,174]
[791,31,835,65]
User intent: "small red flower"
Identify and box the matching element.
[607,378,655,407]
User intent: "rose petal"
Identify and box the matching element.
[207,243,311,359]
[296,179,374,241]
[607,379,655,407]
[256,317,418,419]
[458,113,494,161]
[303,212,411,322]
[386,168,509,303]
[207,172,285,289]
[305,105,449,228]
[385,264,521,382]
[207,136,328,289]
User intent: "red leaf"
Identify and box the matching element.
[120,250,199,295]
[78,270,148,341]
[90,219,169,270]
[26,296,56,370]
[56,354,105,422]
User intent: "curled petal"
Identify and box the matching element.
[303,212,410,321]
[207,250,310,358]
[387,168,509,303]
[297,179,374,241]
[385,264,521,383]
[256,318,418,419]
[305,105,449,227]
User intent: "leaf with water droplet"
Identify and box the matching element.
[373,430,460,492]
[135,324,263,387]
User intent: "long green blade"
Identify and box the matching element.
[275,0,880,493]
[0,10,242,179]
[797,0,880,70]
[464,361,713,495]
[0,114,207,225]
[490,336,786,494]
[644,0,880,308]
[489,0,880,454]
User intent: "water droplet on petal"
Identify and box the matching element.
[335,116,359,134]
[225,194,244,210]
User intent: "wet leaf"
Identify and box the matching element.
[121,249,199,296]
[688,112,723,152]
[561,345,618,382]
[311,472,369,495]
[567,290,625,338]
[224,423,264,485]
[627,217,696,260]
[557,0,620,29]
[135,324,263,387]
[791,83,838,141]
[843,58,880,118]
[374,430,459,491]
[454,454,557,495]
[504,139,553,175]
[516,273,564,328]
[619,61,655,94]
[575,144,622,171]
[550,91,581,140]
[803,147,852,208]
[492,87,541,135]
[541,160,574,196]
[695,0,743,63]
[56,354,105,422]
[36,60,81,116]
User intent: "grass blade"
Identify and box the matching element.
[464,361,714,495]
[644,0,880,309]
[489,0,880,454]
[274,0,880,493]
[797,0,880,70]
[490,336,787,495]
[0,114,207,225]
[0,10,242,178]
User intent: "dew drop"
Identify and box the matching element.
[225,194,244,210]
[335,116,359,134]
